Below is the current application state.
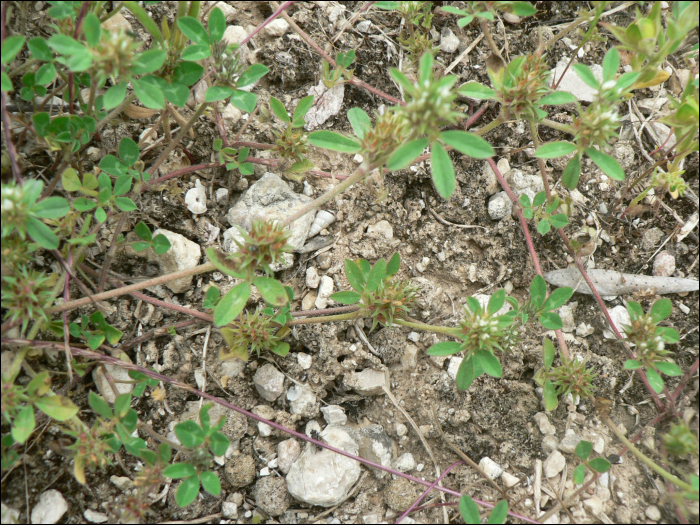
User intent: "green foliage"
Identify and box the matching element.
[69,311,124,350]
[443,1,536,29]
[459,494,509,524]
[572,440,611,485]
[623,299,681,394]
[213,141,255,176]
[219,305,292,361]
[133,221,172,254]
[519,191,570,235]
[321,50,356,88]
[163,404,230,507]
[268,95,315,179]
[331,253,417,331]
[1,266,54,332]
[662,421,699,458]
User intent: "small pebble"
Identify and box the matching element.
[645,505,661,521]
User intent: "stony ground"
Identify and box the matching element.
[1,1,699,524]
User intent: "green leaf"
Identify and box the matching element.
[366,258,387,292]
[209,431,230,456]
[26,216,59,249]
[456,356,479,391]
[119,137,140,167]
[48,34,86,55]
[115,197,138,212]
[537,92,578,105]
[649,298,671,323]
[474,349,502,378]
[132,49,167,75]
[426,341,463,356]
[181,43,210,61]
[83,13,102,47]
[347,107,371,139]
[309,131,361,153]
[655,362,682,377]
[27,37,52,61]
[572,464,586,485]
[173,61,204,86]
[152,234,171,254]
[487,290,506,316]
[132,77,165,109]
[602,47,619,83]
[100,155,128,177]
[164,462,197,479]
[657,326,679,343]
[269,97,290,122]
[135,221,152,241]
[549,214,568,228]
[175,475,200,507]
[585,148,625,181]
[387,138,429,170]
[89,391,114,419]
[646,368,664,394]
[487,500,508,524]
[466,296,482,314]
[543,379,558,411]
[61,168,82,192]
[95,207,107,223]
[529,275,547,308]
[33,196,69,219]
[457,81,495,100]
[510,1,537,16]
[431,142,456,199]
[459,494,480,524]
[1,72,13,91]
[571,63,599,90]
[623,359,642,370]
[575,440,593,460]
[228,89,257,112]
[178,16,210,46]
[330,291,362,304]
[214,282,251,326]
[345,259,366,292]
[253,276,289,306]
[11,406,35,444]
[200,471,221,496]
[538,312,563,330]
[439,130,494,159]
[270,341,290,357]
[588,457,611,473]
[35,63,56,86]
[626,300,643,320]
[358,259,371,281]
[238,64,269,88]
[386,252,400,276]
[175,420,206,448]
[542,337,555,369]
[114,393,132,419]
[541,287,574,312]
[418,52,433,83]
[33,395,79,421]
[208,7,226,43]
[103,82,128,110]
[535,141,577,159]
[2,35,26,65]
[537,218,551,235]
[66,51,93,72]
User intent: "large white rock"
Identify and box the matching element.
[287,384,319,417]
[550,60,604,103]
[253,363,285,401]
[286,426,361,507]
[148,229,201,293]
[31,490,68,524]
[344,369,388,395]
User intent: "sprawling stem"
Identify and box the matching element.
[394,318,461,337]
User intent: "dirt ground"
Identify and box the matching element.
[2,1,698,524]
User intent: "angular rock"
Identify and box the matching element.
[366,220,394,240]
[148,229,201,293]
[31,490,68,524]
[252,405,276,437]
[304,81,345,130]
[215,188,229,205]
[287,384,319,417]
[550,60,604,103]
[259,19,289,39]
[440,27,460,53]
[306,267,321,289]
[488,191,512,220]
[558,432,583,454]
[479,457,503,480]
[286,426,361,507]
[93,353,134,404]
[253,363,285,401]
[225,173,315,252]
[321,405,348,426]
[653,251,675,277]
[277,438,301,475]
[392,452,417,472]
[344,369,387,395]
[315,275,334,309]
[604,305,630,339]
[296,352,312,369]
[543,450,566,477]
[534,412,556,435]
[357,424,393,478]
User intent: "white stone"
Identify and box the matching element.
[356,424,393,478]
[542,435,559,454]
[396,423,408,437]
[502,471,520,488]
[209,2,236,22]
[306,267,321,289]
[478,457,503,480]
[222,26,250,61]
[550,60,604,103]
[447,356,463,380]
[222,502,239,519]
[252,405,275,437]
[2,504,20,525]
[534,412,556,435]
[653,251,675,277]
[287,384,319,417]
[322,405,348,426]
[366,220,394,240]
[488,191,512,220]
[304,81,345,130]
[392,452,417,472]
[344,369,387,395]
[31,490,68,524]
[407,332,421,343]
[315,275,334,309]
[558,303,576,333]
[259,466,270,476]
[583,496,604,517]
[286,426,361,507]
[149,229,201,293]
[187,79,208,108]
[222,103,242,126]
[440,27,460,53]
[296,352,312,369]
[110,475,134,491]
[215,187,229,204]
[277,438,301,474]
[93,355,134,403]
[253,363,285,401]
[645,504,661,521]
[260,19,290,38]
[416,463,424,471]
[558,432,583,454]
[543,450,566,477]
[593,436,605,454]
[473,294,512,316]
[604,305,630,339]
[576,322,595,337]
[101,12,132,33]
[84,509,109,523]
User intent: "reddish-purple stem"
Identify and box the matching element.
[395,460,465,524]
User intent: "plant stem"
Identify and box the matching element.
[394,318,461,337]
[287,311,361,326]
[528,119,552,197]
